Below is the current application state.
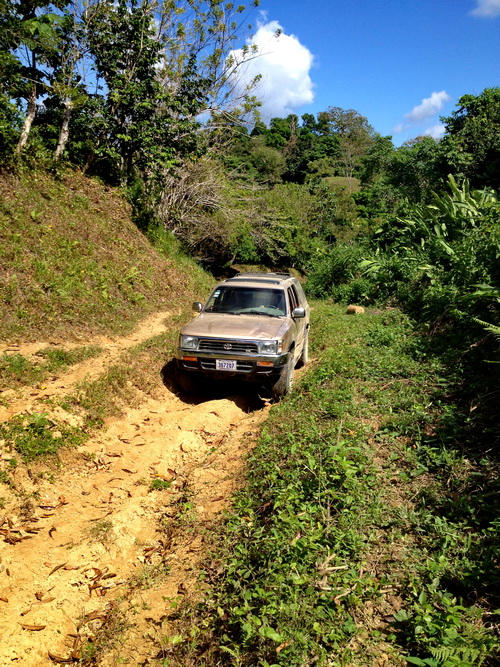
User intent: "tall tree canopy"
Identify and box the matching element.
[440,87,500,189]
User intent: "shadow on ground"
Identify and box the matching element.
[161,359,270,413]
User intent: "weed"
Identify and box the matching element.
[0,412,86,461]
[129,561,170,590]
[0,352,44,388]
[88,519,114,545]
[0,470,12,486]
[78,604,130,665]
[150,478,172,492]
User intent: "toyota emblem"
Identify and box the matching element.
[224,343,232,350]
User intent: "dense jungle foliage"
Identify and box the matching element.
[1,1,499,662]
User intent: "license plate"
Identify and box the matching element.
[216,359,237,371]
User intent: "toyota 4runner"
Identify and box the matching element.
[175,272,310,397]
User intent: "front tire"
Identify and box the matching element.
[174,363,199,393]
[271,355,294,399]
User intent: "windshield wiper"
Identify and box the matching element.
[243,309,282,317]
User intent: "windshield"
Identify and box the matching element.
[205,286,286,317]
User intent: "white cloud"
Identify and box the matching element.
[393,90,451,137]
[404,91,451,124]
[423,123,447,140]
[470,0,500,17]
[229,18,315,120]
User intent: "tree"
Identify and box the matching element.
[4,0,68,153]
[440,87,500,189]
[317,106,375,189]
[49,0,94,161]
[250,138,286,185]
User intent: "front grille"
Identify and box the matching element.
[199,339,258,354]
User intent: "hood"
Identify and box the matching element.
[181,312,288,340]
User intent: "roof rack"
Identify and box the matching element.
[227,277,282,284]
[232,272,292,279]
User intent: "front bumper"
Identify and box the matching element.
[176,344,288,380]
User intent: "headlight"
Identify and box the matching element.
[257,340,281,355]
[180,335,199,350]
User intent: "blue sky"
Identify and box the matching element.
[230,0,500,145]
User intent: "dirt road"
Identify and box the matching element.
[0,312,269,665]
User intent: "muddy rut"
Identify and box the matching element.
[0,312,269,665]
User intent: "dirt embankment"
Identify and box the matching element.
[0,312,268,665]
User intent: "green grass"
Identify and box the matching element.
[324,175,361,192]
[0,170,211,341]
[164,302,499,667]
[0,345,102,390]
[0,412,86,463]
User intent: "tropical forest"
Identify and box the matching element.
[0,0,499,665]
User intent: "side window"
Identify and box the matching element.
[287,286,299,312]
[294,281,306,305]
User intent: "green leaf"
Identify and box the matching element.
[258,625,282,642]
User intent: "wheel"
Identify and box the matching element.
[270,354,294,399]
[297,331,309,367]
[174,363,199,393]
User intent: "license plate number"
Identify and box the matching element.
[216,359,237,371]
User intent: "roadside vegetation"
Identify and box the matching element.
[164,303,499,666]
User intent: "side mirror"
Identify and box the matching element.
[292,307,306,319]
[192,302,203,313]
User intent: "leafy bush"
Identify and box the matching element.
[306,242,369,298]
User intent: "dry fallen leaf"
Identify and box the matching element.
[48,562,67,576]
[48,650,75,663]
[276,640,293,654]
[19,623,46,631]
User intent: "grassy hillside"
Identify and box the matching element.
[0,170,208,342]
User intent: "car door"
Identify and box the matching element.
[287,284,306,364]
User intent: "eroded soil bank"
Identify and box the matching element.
[0,312,269,665]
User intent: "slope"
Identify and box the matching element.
[0,169,271,665]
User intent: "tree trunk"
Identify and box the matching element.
[16,83,37,154]
[54,99,74,161]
